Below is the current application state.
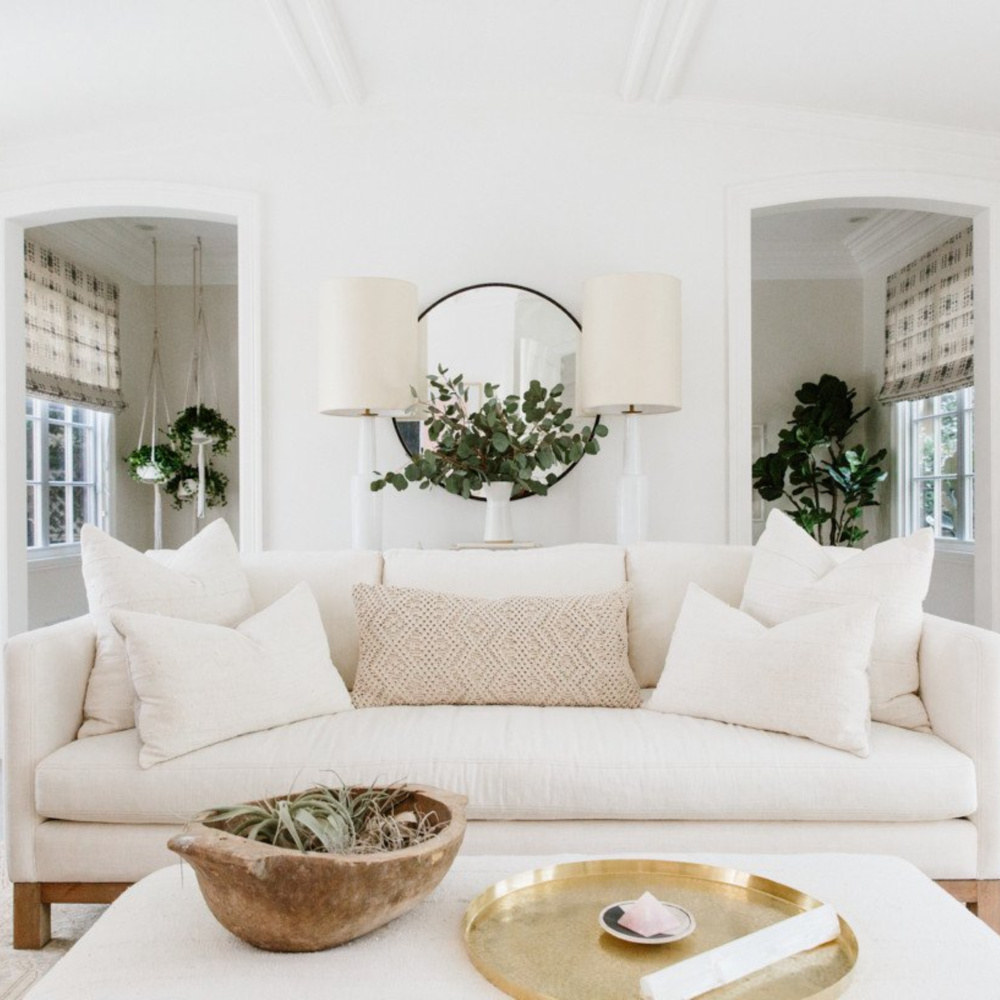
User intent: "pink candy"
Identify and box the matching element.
[619,892,685,937]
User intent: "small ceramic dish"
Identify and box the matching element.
[598,900,696,945]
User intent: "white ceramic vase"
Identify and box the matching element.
[482,482,514,543]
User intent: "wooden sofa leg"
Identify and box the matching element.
[13,884,51,950]
[973,880,1000,935]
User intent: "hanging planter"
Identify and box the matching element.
[165,463,229,511]
[170,404,235,454]
[171,237,236,520]
[126,443,183,486]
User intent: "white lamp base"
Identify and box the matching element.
[618,412,649,547]
[352,417,382,550]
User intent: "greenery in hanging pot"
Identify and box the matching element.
[164,463,230,510]
[124,443,184,485]
[752,374,888,546]
[371,367,607,499]
[169,405,236,454]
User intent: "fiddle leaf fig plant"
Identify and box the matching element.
[371,367,607,499]
[752,373,888,546]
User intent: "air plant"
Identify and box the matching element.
[198,782,447,856]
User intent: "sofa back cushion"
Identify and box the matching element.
[241,551,382,689]
[382,544,626,597]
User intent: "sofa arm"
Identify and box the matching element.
[4,616,95,882]
[919,612,1000,878]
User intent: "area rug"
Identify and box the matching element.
[0,855,105,1000]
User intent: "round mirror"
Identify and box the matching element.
[394,283,599,500]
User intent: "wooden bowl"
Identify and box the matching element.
[168,785,467,952]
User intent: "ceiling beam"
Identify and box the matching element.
[620,0,671,102]
[653,0,713,104]
[262,0,334,106]
[304,0,364,107]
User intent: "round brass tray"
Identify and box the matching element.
[462,859,858,1000]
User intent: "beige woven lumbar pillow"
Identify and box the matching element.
[351,583,641,709]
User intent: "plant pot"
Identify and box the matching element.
[167,785,466,952]
[482,481,514,542]
[175,477,199,499]
[135,463,169,484]
[190,427,218,447]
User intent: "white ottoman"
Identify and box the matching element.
[25,854,1000,999]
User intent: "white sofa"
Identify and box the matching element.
[6,542,1000,948]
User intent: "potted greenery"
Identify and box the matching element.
[169,404,235,453]
[371,367,608,541]
[168,782,466,952]
[752,374,888,546]
[124,442,183,485]
[165,463,229,510]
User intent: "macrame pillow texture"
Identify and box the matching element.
[350,583,641,709]
[648,584,877,755]
[741,509,934,731]
[78,519,255,738]
[113,583,351,767]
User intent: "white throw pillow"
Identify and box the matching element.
[648,584,877,755]
[740,510,934,731]
[79,520,255,738]
[113,583,352,768]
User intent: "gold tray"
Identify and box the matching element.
[462,859,858,1000]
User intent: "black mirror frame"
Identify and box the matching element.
[392,281,602,502]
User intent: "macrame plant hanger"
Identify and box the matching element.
[184,237,221,519]
[134,239,172,549]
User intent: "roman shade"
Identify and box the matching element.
[24,239,125,413]
[879,225,974,404]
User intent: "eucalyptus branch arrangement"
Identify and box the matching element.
[371,367,608,499]
[752,374,888,546]
[200,782,447,856]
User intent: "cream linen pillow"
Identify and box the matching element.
[351,583,641,709]
[648,584,877,755]
[79,520,254,738]
[113,583,352,768]
[740,509,933,731]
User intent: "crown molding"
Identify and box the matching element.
[843,209,968,274]
[752,241,861,281]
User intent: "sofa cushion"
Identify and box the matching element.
[36,706,976,825]
[240,550,382,689]
[382,544,625,597]
[351,583,640,709]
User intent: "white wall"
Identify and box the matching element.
[860,218,975,623]
[751,279,867,541]
[2,104,1000,558]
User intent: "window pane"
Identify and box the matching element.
[25,398,33,416]
[26,485,36,547]
[25,419,35,481]
[939,393,959,414]
[940,479,958,538]
[939,414,958,475]
[48,422,66,482]
[72,425,89,482]
[72,486,88,541]
[915,419,936,476]
[71,406,89,424]
[918,480,935,531]
[48,487,66,544]
[912,398,934,418]
[47,401,67,421]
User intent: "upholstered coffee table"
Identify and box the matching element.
[24,853,1000,999]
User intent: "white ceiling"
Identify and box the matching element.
[27,218,238,287]
[3,1,1000,141]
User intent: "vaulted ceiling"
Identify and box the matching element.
[3,1,1000,144]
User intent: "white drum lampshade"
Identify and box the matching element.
[580,273,682,546]
[318,277,419,415]
[318,277,419,550]
[580,273,682,415]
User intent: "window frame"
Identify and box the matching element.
[26,396,111,560]
[894,386,975,553]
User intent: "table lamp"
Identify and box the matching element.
[318,277,418,550]
[580,273,682,546]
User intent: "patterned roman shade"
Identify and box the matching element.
[23,239,125,413]
[879,225,974,404]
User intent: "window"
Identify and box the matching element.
[26,397,110,553]
[901,387,974,542]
